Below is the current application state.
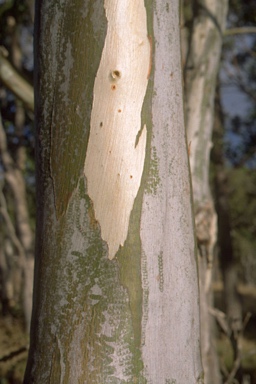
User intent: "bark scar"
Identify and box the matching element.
[147,35,153,79]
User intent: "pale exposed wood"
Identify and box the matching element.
[84,1,150,260]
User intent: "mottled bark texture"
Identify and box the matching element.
[24,1,203,383]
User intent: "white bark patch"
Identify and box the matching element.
[84,1,150,260]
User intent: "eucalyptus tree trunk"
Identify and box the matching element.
[184,1,228,383]
[24,1,203,382]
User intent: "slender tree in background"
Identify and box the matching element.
[212,90,244,382]
[24,0,203,382]
[0,13,34,331]
[183,0,228,382]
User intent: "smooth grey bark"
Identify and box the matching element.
[24,1,203,383]
[140,3,202,382]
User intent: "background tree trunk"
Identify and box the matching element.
[24,1,203,382]
[212,90,243,382]
[183,1,228,383]
[0,114,34,331]
[0,17,34,331]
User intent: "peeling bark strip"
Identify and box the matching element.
[84,1,150,260]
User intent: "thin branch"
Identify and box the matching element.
[0,346,28,362]
[0,114,34,251]
[224,313,252,384]
[225,27,256,36]
[0,46,34,111]
[209,306,230,335]
[234,79,256,104]
[0,188,26,269]
[0,112,15,169]
[224,353,241,384]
